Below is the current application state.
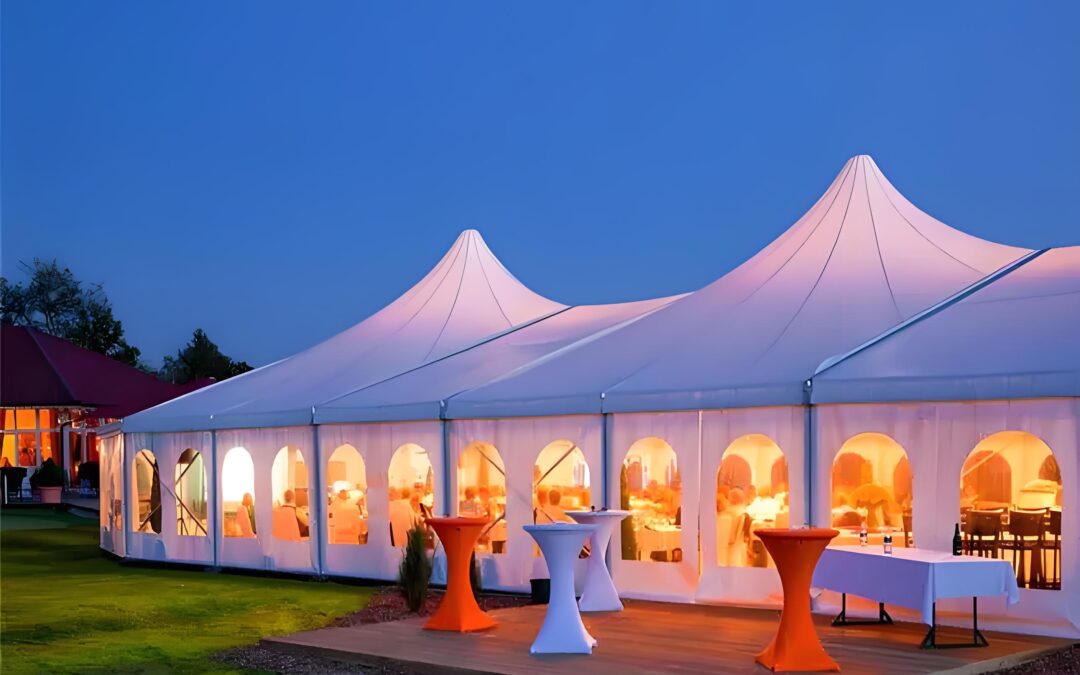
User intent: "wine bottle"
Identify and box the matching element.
[952,522,962,556]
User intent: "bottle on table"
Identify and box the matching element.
[859,523,868,547]
[883,534,893,555]
[952,523,962,556]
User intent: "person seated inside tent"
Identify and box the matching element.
[272,489,303,541]
[389,487,419,547]
[459,486,481,517]
[294,489,311,538]
[329,489,364,544]
[232,492,256,538]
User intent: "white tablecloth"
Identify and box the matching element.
[813,546,1020,625]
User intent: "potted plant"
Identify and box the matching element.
[29,458,65,504]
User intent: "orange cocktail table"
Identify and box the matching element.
[755,528,840,672]
[424,517,496,632]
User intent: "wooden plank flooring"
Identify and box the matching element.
[265,600,1071,675]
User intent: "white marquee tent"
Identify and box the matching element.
[103,156,1077,636]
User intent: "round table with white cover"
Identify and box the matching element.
[566,509,630,612]
[524,523,598,654]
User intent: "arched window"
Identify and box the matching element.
[830,433,911,545]
[458,442,507,555]
[960,431,1062,590]
[175,448,208,537]
[132,449,161,534]
[222,447,256,538]
[389,443,435,548]
[716,434,788,567]
[271,446,309,541]
[533,440,591,557]
[621,437,680,563]
[326,444,368,545]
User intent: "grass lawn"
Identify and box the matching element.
[1,508,375,674]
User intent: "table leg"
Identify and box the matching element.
[832,593,893,626]
[919,599,989,649]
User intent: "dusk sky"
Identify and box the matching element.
[3,2,1078,368]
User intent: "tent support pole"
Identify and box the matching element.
[803,380,815,527]
[601,410,612,575]
[311,423,326,577]
[210,430,220,569]
[440,402,451,518]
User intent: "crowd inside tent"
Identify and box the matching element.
[101,156,1079,637]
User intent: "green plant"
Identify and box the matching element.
[620,464,638,561]
[30,458,65,489]
[398,522,432,612]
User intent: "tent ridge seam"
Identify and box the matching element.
[863,159,903,321]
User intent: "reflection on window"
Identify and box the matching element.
[326,444,368,545]
[222,447,256,538]
[960,431,1062,591]
[830,433,912,547]
[458,442,507,555]
[389,443,435,548]
[621,437,681,563]
[175,448,208,537]
[716,434,789,568]
[271,446,309,541]
[533,440,591,557]
[132,449,161,534]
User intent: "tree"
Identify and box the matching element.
[160,329,252,384]
[1,259,143,367]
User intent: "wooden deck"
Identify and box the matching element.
[264,600,1070,674]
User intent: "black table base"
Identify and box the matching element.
[832,594,989,649]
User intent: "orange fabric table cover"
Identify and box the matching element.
[755,528,840,672]
[423,517,496,632]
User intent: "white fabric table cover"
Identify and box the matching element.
[525,523,598,654]
[813,546,1020,625]
[566,510,630,612]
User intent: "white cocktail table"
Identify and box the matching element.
[566,509,630,612]
[524,523,598,654]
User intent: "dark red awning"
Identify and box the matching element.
[0,324,209,419]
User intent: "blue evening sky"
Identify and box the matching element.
[3,2,1078,367]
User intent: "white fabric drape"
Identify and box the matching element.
[99,432,125,556]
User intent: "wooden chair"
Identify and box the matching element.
[998,509,1045,588]
[1043,510,1061,590]
[963,510,1002,557]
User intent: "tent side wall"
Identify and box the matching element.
[99,430,126,557]
[448,416,604,592]
[695,406,804,606]
[813,399,1080,637]
[318,421,447,582]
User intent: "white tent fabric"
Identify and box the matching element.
[99,430,125,557]
[314,297,679,424]
[447,156,1029,418]
[812,246,1080,403]
[124,230,566,432]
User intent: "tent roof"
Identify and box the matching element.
[447,155,1030,418]
[811,246,1080,404]
[314,295,681,424]
[0,325,208,419]
[124,230,566,432]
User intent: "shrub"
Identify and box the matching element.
[620,464,638,560]
[398,522,432,612]
[77,461,100,489]
[29,458,65,488]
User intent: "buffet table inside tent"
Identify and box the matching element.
[813,546,1020,648]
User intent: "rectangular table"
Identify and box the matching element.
[813,546,1020,648]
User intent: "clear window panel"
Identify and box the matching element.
[175,449,208,537]
[716,434,789,568]
[222,447,257,538]
[458,442,507,554]
[388,443,435,549]
[830,433,912,548]
[271,446,309,541]
[326,444,368,545]
[621,437,682,563]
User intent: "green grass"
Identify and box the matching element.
[1,508,375,674]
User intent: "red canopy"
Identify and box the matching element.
[0,325,209,419]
